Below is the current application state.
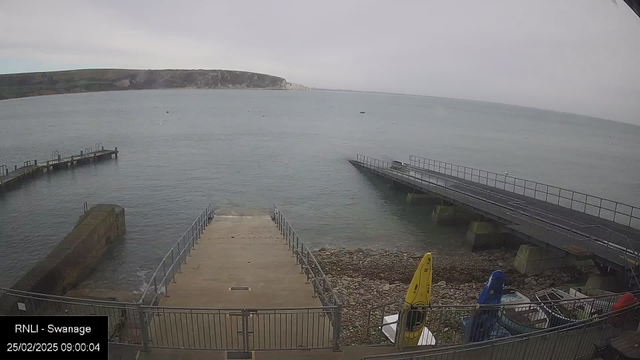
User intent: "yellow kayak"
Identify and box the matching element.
[402,252,432,346]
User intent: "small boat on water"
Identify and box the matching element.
[498,289,549,334]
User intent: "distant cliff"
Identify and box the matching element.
[0,69,293,100]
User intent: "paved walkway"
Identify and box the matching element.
[148,215,328,350]
[161,215,319,308]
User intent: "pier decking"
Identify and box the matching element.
[0,147,118,192]
[351,154,640,273]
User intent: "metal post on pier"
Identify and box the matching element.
[137,305,150,352]
[332,303,342,351]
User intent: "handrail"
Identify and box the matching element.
[367,290,636,313]
[406,154,640,288]
[408,155,640,229]
[362,301,640,359]
[272,204,342,351]
[138,204,213,305]
[272,205,341,307]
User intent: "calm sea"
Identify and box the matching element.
[1,89,639,291]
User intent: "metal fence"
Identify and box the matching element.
[139,204,214,306]
[0,287,338,351]
[354,154,640,272]
[365,290,634,350]
[272,204,341,309]
[143,305,337,351]
[362,301,640,360]
[272,204,342,350]
[408,155,640,229]
[0,287,144,345]
[1,204,342,352]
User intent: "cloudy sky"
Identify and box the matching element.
[1,0,639,124]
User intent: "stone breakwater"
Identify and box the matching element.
[313,248,592,346]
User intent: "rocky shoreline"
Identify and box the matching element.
[313,248,593,346]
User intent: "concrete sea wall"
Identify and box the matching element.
[1,204,125,312]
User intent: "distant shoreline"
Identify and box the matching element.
[0,68,302,101]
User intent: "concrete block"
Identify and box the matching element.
[431,205,481,225]
[4,204,126,299]
[585,274,626,293]
[431,205,456,224]
[512,244,593,275]
[465,221,509,251]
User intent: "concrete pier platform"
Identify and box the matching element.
[148,215,331,350]
[161,215,320,308]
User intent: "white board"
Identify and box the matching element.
[381,314,436,346]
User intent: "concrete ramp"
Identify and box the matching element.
[160,215,320,308]
[149,215,332,350]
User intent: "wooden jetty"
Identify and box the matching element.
[0,146,118,193]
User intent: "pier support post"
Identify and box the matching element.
[431,205,480,225]
[512,244,593,275]
[585,274,626,292]
[115,147,118,158]
[431,205,455,224]
[465,222,510,251]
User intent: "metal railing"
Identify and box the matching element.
[139,204,214,306]
[408,155,640,229]
[0,165,7,184]
[1,204,341,352]
[143,305,336,351]
[362,300,640,360]
[272,204,342,349]
[0,287,338,351]
[365,290,634,349]
[354,154,640,270]
[0,287,144,345]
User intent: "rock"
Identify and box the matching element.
[311,247,592,346]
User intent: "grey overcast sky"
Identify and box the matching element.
[1,0,639,124]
